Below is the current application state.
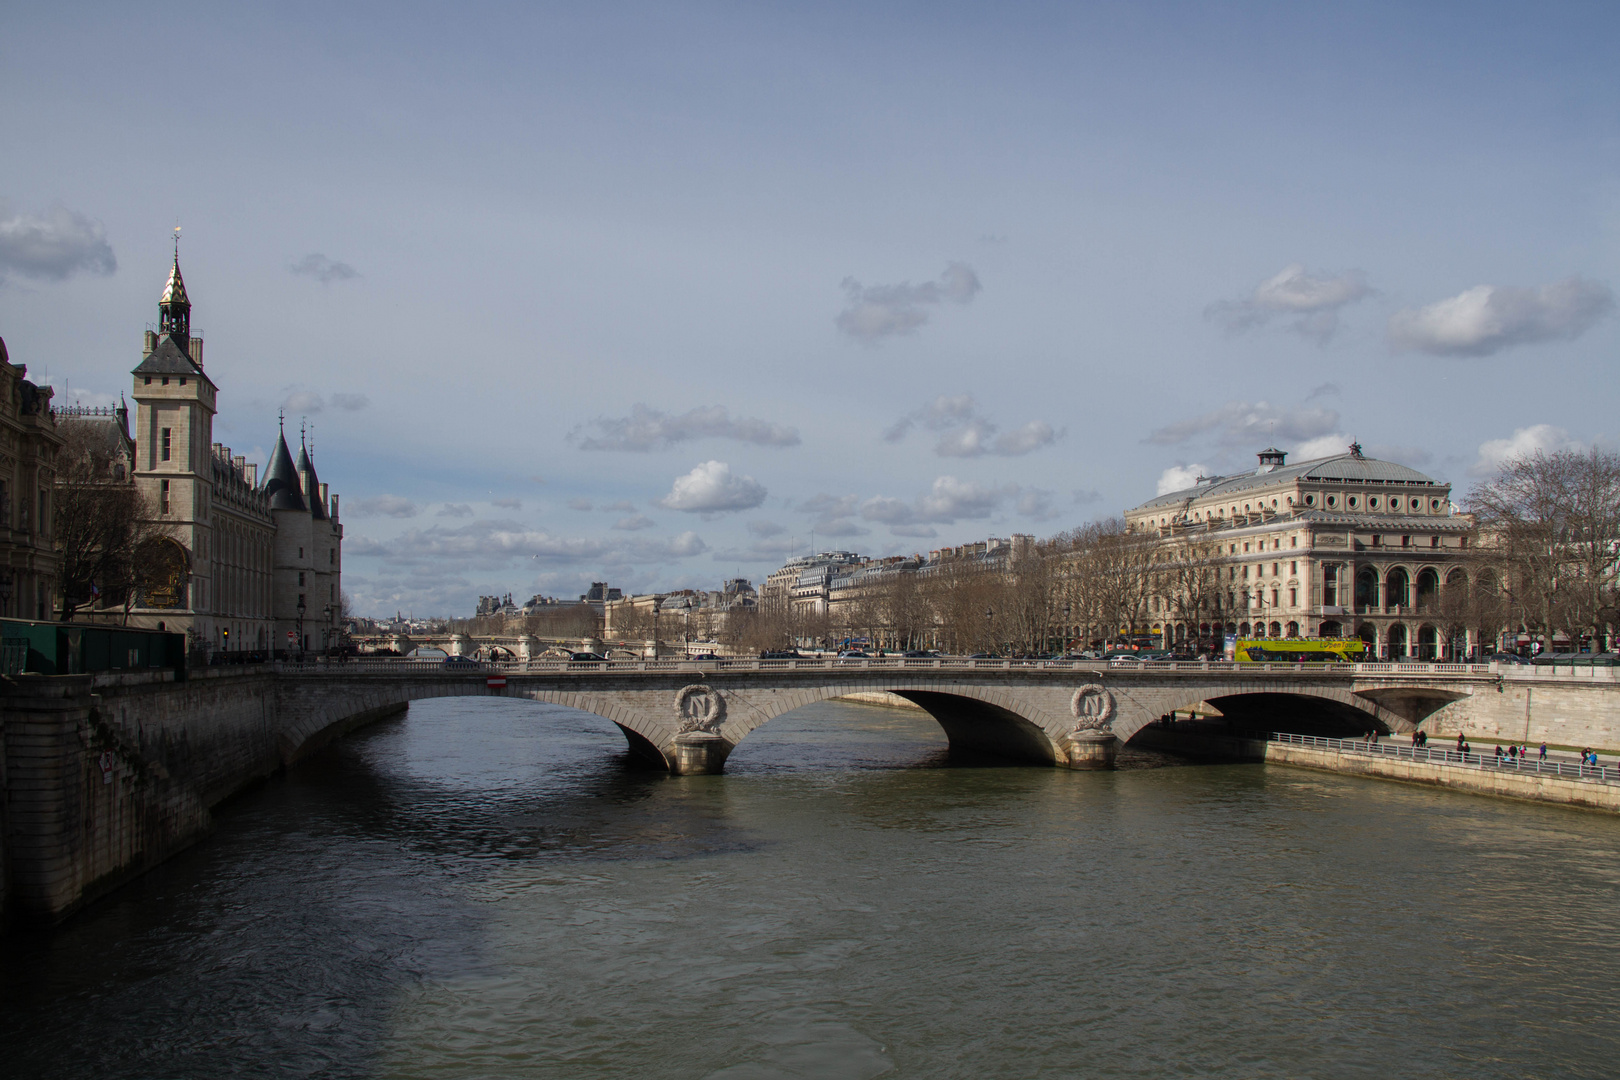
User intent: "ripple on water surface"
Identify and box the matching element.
[3,696,1620,1079]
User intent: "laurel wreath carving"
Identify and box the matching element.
[1070,684,1115,732]
[674,684,725,733]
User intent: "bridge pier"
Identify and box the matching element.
[672,731,731,774]
[1066,732,1118,770]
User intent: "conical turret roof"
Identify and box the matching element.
[297,442,328,520]
[263,430,307,511]
[160,257,188,307]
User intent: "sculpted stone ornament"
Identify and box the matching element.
[1070,683,1115,733]
[674,684,725,733]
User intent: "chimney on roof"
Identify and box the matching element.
[1257,447,1287,472]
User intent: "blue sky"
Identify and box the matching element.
[4,2,1617,616]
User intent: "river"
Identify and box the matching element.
[4,696,1619,1078]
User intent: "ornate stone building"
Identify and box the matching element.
[66,253,342,655]
[1126,446,1479,659]
[0,338,62,619]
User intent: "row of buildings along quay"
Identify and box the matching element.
[451,445,1491,662]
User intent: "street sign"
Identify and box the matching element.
[486,676,507,689]
[286,630,295,642]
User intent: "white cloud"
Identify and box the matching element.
[837,262,982,342]
[573,404,799,451]
[886,395,1059,457]
[352,494,420,518]
[1389,277,1613,357]
[1207,264,1371,341]
[353,519,708,570]
[1471,424,1581,476]
[612,515,656,531]
[567,497,594,511]
[1147,401,1340,448]
[0,203,116,282]
[656,460,767,513]
[1156,464,1209,496]
[1292,433,1353,460]
[290,253,359,283]
[797,493,868,537]
[436,503,473,518]
[491,497,522,510]
[282,391,324,414]
[1015,488,1059,521]
[862,476,1010,526]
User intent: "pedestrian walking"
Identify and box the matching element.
[1539,742,1547,761]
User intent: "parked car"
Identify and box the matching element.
[1531,652,1620,667]
[569,651,608,663]
[837,650,870,659]
[688,652,721,661]
[1486,652,1532,665]
[759,649,803,660]
[901,649,939,658]
[441,655,482,669]
[967,653,1001,660]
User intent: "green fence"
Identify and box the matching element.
[0,618,187,679]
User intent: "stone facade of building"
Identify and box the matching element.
[0,339,63,619]
[1126,445,1479,658]
[70,254,342,655]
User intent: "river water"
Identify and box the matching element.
[4,697,1620,1079]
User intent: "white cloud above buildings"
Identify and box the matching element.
[352,494,420,518]
[572,404,800,451]
[1147,401,1341,449]
[836,262,981,342]
[1389,277,1614,357]
[289,253,359,283]
[657,461,768,513]
[861,476,1013,530]
[0,202,116,282]
[1156,464,1209,496]
[884,395,1059,458]
[1470,424,1581,476]
[1206,264,1371,341]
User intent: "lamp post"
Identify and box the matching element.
[1062,601,1072,655]
[296,593,306,658]
[323,604,333,655]
[985,606,994,655]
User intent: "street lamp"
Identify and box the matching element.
[985,606,994,654]
[296,593,306,658]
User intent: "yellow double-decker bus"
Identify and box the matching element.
[1234,638,1368,663]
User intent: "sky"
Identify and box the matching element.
[3,2,1618,617]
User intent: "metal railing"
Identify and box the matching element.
[1268,731,1620,785]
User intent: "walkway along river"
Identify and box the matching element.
[3,696,1620,1078]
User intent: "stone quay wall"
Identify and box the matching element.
[0,668,413,924]
[1418,674,1620,750]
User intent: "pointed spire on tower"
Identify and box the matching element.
[159,226,191,341]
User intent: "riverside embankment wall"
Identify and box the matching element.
[0,669,407,923]
[1418,675,1620,750]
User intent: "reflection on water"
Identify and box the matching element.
[4,696,1620,1079]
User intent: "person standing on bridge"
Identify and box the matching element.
[1539,742,1548,761]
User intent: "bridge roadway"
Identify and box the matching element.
[274,656,1514,773]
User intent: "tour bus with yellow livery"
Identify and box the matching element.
[1233,638,1368,663]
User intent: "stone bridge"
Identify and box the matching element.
[274,657,1506,773]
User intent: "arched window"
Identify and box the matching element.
[1286,620,1299,637]
[1415,568,1439,610]
[1385,567,1411,610]
[1355,567,1378,610]
[1387,623,1409,659]
[1269,621,1282,637]
[1416,624,1438,660]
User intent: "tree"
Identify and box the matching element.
[54,420,166,621]
[1469,448,1620,651]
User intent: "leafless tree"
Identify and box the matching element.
[1469,448,1620,650]
[54,420,168,621]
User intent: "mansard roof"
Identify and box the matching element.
[262,431,307,511]
[1132,452,1444,513]
[132,334,205,377]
